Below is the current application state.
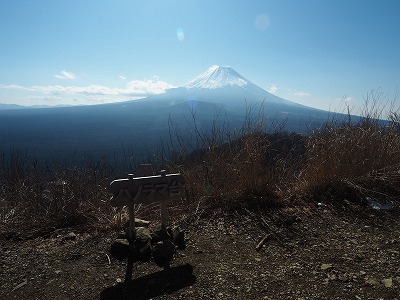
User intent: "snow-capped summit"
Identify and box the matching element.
[185,65,250,89]
[179,65,303,107]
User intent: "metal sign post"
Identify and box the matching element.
[159,170,167,230]
[127,174,136,241]
[109,170,185,284]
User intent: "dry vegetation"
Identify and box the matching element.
[0,155,116,233]
[1,100,400,234]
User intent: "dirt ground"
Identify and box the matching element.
[1,202,400,300]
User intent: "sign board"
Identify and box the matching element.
[109,170,185,282]
[109,172,185,207]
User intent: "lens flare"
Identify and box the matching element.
[176,28,185,41]
[254,14,270,31]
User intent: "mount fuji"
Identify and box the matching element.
[185,65,290,104]
[138,65,327,130]
[184,65,297,105]
[146,65,305,108]
[0,66,332,164]
[185,65,260,90]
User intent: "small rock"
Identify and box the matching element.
[124,218,150,228]
[61,232,77,243]
[153,240,176,268]
[167,226,186,250]
[382,278,393,288]
[365,277,380,286]
[132,227,152,262]
[111,227,152,261]
[327,273,336,281]
[67,232,76,239]
[320,263,333,270]
[338,274,348,281]
[55,270,62,275]
[151,226,172,243]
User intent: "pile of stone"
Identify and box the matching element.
[110,218,185,268]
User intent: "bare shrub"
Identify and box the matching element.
[293,99,400,204]
[0,155,116,231]
[164,104,304,210]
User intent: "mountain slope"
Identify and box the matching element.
[185,65,302,106]
[146,66,309,109]
[0,66,335,164]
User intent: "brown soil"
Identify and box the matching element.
[1,203,400,300]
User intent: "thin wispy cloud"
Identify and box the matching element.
[0,84,33,91]
[267,84,278,94]
[118,75,126,80]
[334,96,353,103]
[55,70,76,80]
[294,91,311,97]
[126,80,173,95]
[0,79,175,105]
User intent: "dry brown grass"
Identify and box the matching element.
[292,121,400,205]
[1,101,400,233]
[302,124,400,184]
[0,155,116,232]
[167,102,400,211]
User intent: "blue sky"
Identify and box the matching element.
[0,0,399,114]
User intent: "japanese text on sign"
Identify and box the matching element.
[109,172,185,207]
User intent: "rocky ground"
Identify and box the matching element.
[1,202,400,300]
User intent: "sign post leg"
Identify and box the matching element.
[160,170,167,231]
[125,204,136,284]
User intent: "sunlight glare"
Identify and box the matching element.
[254,14,270,31]
[176,28,185,41]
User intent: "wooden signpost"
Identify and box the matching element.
[109,170,185,283]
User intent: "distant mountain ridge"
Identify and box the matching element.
[0,65,337,166]
[0,103,74,110]
[0,103,25,110]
